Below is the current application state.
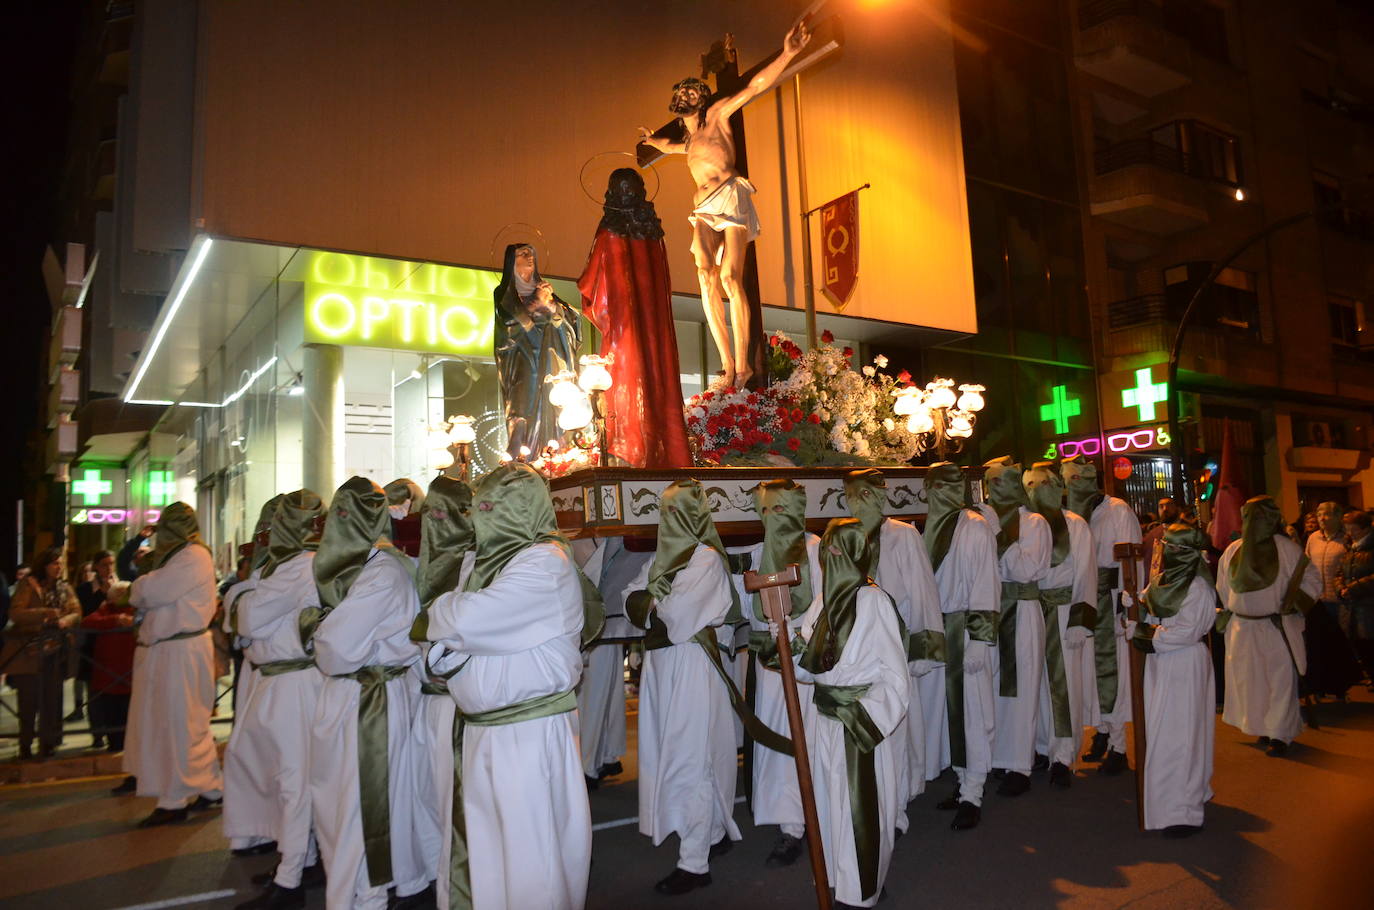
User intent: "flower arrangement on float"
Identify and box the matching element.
[684,331,931,466]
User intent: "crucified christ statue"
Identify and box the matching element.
[639,20,811,391]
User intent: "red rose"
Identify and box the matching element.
[781,420,794,432]
[787,347,801,361]
[808,413,821,424]
[897,369,912,384]
[790,408,804,421]
[821,329,835,344]
[843,346,854,358]
[787,438,801,451]
[776,406,789,418]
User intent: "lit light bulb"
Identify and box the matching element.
[546,371,581,408]
[925,378,956,411]
[947,410,974,438]
[957,384,986,413]
[892,386,923,416]
[1234,187,1245,201]
[558,396,594,431]
[906,408,935,435]
[447,414,476,445]
[519,445,531,458]
[577,354,615,392]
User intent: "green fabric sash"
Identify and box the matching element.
[943,611,969,768]
[982,458,1027,556]
[1144,524,1213,618]
[997,580,1039,697]
[251,495,286,573]
[648,478,739,622]
[446,688,577,910]
[420,678,449,696]
[1093,566,1120,714]
[752,479,813,621]
[800,520,872,675]
[747,628,804,671]
[922,463,967,572]
[906,628,947,663]
[332,662,410,888]
[1038,584,1074,738]
[967,611,998,644]
[844,469,887,573]
[813,683,884,902]
[137,626,209,648]
[262,490,324,579]
[252,657,316,676]
[1230,497,1284,593]
[150,502,210,570]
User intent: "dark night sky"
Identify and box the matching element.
[3,2,83,570]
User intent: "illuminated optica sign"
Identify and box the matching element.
[1043,425,1171,460]
[303,252,498,357]
[70,508,162,526]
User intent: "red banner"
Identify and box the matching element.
[820,190,860,310]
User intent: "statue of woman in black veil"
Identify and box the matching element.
[493,243,582,457]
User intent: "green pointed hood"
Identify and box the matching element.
[262,489,324,579]
[1061,455,1104,520]
[800,518,874,674]
[314,476,392,610]
[923,462,967,572]
[1024,461,1069,567]
[752,479,812,620]
[983,456,1028,556]
[844,468,886,570]
[151,502,209,570]
[384,478,425,516]
[1229,495,1284,593]
[648,479,739,618]
[250,495,286,571]
[418,475,474,611]
[1144,523,1213,617]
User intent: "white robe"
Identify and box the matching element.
[626,544,741,874]
[310,549,424,910]
[1033,511,1097,768]
[795,586,909,909]
[1140,576,1216,830]
[221,571,265,850]
[738,534,823,838]
[427,543,590,910]
[577,541,648,778]
[228,552,323,887]
[977,504,1051,776]
[1079,496,1143,751]
[931,511,1001,803]
[870,518,944,806]
[1217,535,1320,743]
[223,573,262,719]
[126,544,223,809]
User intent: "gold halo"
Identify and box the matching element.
[578,150,662,210]
[488,223,549,270]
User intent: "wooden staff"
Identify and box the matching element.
[744,564,831,910]
[1115,541,1149,832]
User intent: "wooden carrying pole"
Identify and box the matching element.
[1115,542,1150,832]
[743,564,832,910]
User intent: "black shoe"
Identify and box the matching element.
[232,840,278,857]
[1031,753,1049,772]
[585,775,601,791]
[996,771,1030,797]
[597,760,624,779]
[188,794,223,812]
[18,743,32,761]
[254,863,326,890]
[65,710,84,722]
[1082,732,1108,762]
[391,883,436,909]
[1049,762,1073,789]
[235,883,304,910]
[951,801,981,830]
[137,807,188,828]
[764,834,804,868]
[989,767,1007,779]
[110,775,137,795]
[91,736,106,750]
[1099,750,1128,776]
[654,867,712,895]
[708,835,733,859]
[1163,824,1203,839]
[1257,736,1272,746]
[1265,740,1289,757]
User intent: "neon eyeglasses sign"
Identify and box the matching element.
[70,508,163,526]
[1044,425,1170,460]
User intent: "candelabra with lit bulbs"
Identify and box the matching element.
[547,353,615,458]
[891,377,986,460]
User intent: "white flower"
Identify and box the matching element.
[691,407,706,419]
[883,417,895,432]
[874,354,889,368]
[862,365,876,378]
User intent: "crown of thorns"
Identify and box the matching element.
[671,77,712,96]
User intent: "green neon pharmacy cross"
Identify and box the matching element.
[72,469,114,506]
[1122,368,1169,421]
[1040,385,1081,434]
[149,470,176,506]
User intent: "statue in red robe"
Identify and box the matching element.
[577,168,692,468]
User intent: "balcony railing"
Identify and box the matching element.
[1095,119,1241,188]
[1107,293,1170,330]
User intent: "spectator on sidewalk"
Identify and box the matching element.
[2,547,80,760]
[72,551,117,739]
[81,584,137,752]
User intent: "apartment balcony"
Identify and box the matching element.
[45,416,79,478]
[1076,0,1192,97]
[47,368,81,428]
[1105,293,1274,383]
[1090,120,1241,235]
[49,305,82,371]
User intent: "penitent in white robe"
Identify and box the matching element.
[627,544,741,875]
[871,518,945,809]
[1079,496,1143,752]
[221,570,266,851]
[310,550,425,910]
[932,511,1001,804]
[1217,535,1320,744]
[426,543,590,910]
[126,544,223,810]
[738,534,823,839]
[1033,511,1097,769]
[795,586,909,909]
[227,552,324,888]
[223,572,262,719]
[1140,576,1216,830]
[977,504,1051,777]
[575,540,627,779]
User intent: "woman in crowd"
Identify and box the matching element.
[3,547,80,759]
